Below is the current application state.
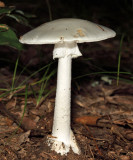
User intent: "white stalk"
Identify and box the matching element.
[52,54,71,144]
[47,42,81,155]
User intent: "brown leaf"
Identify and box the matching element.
[0,1,5,7]
[74,115,101,126]
[113,119,133,127]
[75,94,104,108]
[18,130,31,145]
[106,95,133,106]
[111,125,128,142]
[21,117,37,130]
[125,130,133,141]
[119,155,130,160]
[0,115,19,135]
[5,117,13,126]
[6,98,17,110]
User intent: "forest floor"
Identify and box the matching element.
[0,75,133,160]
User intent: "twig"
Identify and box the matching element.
[83,124,103,157]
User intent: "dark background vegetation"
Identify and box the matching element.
[0,0,133,84]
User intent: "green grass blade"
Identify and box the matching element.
[117,33,125,86]
[36,68,56,106]
[11,56,19,91]
[18,62,54,87]
[74,71,131,80]
[46,0,52,21]
[36,64,51,105]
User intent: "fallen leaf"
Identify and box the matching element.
[124,130,133,141]
[119,155,130,160]
[106,95,133,106]
[74,115,101,126]
[113,119,133,127]
[6,98,17,110]
[0,1,5,7]
[21,117,37,130]
[75,94,104,108]
[111,125,128,142]
[18,130,31,145]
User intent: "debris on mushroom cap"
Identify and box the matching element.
[19,18,116,44]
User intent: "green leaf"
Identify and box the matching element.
[0,24,8,32]
[0,6,15,15]
[0,24,23,50]
[7,14,31,27]
[22,13,36,18]
[15,10,25,15]
[15,10,36,18]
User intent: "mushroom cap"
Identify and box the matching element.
[19,18,116,44]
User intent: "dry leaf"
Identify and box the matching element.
[18,130,31,145]
[125,130,133,140]
[0,1,5,7]
[74,115,101,126]
[6,98,17,110]
[21,117,37,130]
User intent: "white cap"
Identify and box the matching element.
[19,18,116,44]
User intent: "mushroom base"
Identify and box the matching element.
[47,130,81,155]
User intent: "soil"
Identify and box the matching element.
[0,78,133,160]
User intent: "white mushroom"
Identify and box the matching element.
[19,18,116,155]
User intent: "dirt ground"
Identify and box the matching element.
[0,77,133,160]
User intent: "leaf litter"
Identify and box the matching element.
[0,76,133,159]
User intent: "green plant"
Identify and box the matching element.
[117,33,125,86]
[30,64,56,107]
[0,2,33,50]
[0,61,56,101]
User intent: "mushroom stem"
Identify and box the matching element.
[53,54,71,143]
[47,42,81,155]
